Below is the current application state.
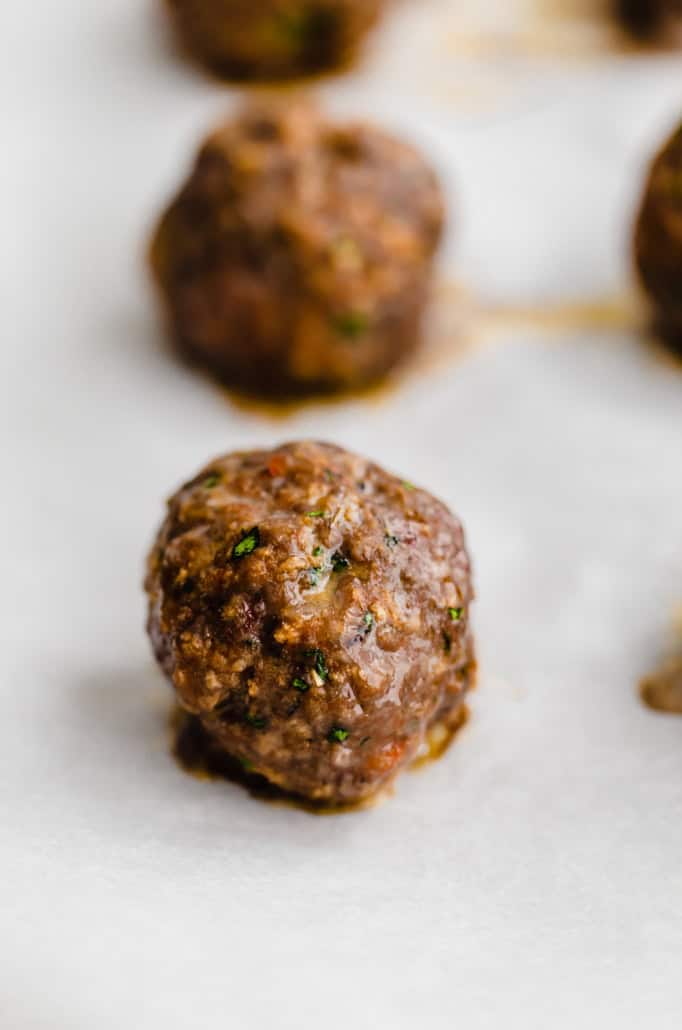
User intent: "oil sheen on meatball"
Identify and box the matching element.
[145,441,475,805]
[150,101,445,398]
[634,121,682,348]
[165,0,386,80]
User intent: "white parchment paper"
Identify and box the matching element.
[2,2,681,1027]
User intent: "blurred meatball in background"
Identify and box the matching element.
[616,0,682,42]
[634,121,682,349]
[165,0,387,80]
[150,100,445,398]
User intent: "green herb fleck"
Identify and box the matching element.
[276,12,303,40]
[309,566,323,586]
[364,612,375,632]
[327,726,349,744]
[203,473,220,489]
[240,758,255,772]
[312,546,323,557]
[274,8,332,46]
[292,677,310,693]
[332,551,349,572]
[332,311,370,339]
[245,713,267,730]
[448,607,464,622]
[385,534,400,548]
[304,648,328,682]
[402,480,415,491]
[232,526,261,560]
[443,632,452,655]
[306,509,326,519]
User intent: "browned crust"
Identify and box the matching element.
[146,441,475,805]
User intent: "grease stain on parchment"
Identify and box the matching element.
[442,0,678,60]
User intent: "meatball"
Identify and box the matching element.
[145,441,475,806]
[616,0,682,42]
[634,121,682,349]
[164,0,386,80]
[150,100,445,398]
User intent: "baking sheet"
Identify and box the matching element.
[2,2,682,1027]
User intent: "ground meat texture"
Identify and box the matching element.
[145,441,475,805]
[150,101,444,398]
[616,0,682,41]
[634,121,682,349]
[165,0,386,80]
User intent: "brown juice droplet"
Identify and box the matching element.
[640,658,682,714]
[640,605,682,714]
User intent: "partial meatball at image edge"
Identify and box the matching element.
[634,120,682,351]
[616,0,682,43]
[149,99,445,400]
[145,441,476,808]
[164,0,388,82]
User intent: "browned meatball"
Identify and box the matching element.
[165,0,386,80]
[634,121,682,348]
[145,441,475,806]
[617,0,682,42]
[150,101,445,398]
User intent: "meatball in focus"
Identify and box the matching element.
[617,0,682,42]
[150,101,445,398]
[145,441,475,805]
[634,121,682,349]
[165,0,386,80]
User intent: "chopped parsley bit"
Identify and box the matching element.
[275,8,330,44]
[443,632,452,655]
[309,566,323,586]
[331,551,349,572]
[240,758,255,772]
[363,612,375,632]
[402,480,415,491]
[385,534,399,548]
[274,10,307,41]
[304,648,328,682]
[232,526,261,560]
[359,736,371,747]
[245,713,267,730]
[448,607,464,622]
[306,509,326,519]
[203,473,221,488]
[324,468,336,482]
[312,546,323,557]
[327,726,349,744]
[332,311,370,339]
[292,677,310,693]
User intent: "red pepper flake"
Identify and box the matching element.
[267,454,287,478]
